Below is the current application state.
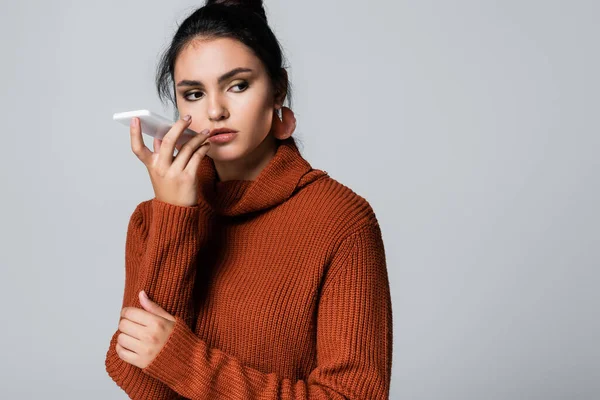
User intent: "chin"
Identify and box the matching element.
[207,134,271,163]
[206,143,247,162]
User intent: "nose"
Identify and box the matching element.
[207,94,229,122]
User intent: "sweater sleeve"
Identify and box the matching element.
[105,197,203,399]
[140,221,394,399]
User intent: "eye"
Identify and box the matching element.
[231,81,249,92]
[183,91,203,101]
[182,81,249,102]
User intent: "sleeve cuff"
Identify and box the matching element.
[151,197,200,224]
[142,316,208,390]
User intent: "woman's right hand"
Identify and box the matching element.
[130,114,212,207]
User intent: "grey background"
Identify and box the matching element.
[0,0,598,399]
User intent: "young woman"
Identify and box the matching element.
[105,1,393,398]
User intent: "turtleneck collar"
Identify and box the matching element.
[197,137,328,217]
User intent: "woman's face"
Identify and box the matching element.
[173,37,278,163]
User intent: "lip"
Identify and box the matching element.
[209,127,238,136]
[207,131,238,144]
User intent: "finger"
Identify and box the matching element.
[158,115,193,170]
[184,141,211,174]
[121,306,155,327]
[130,118,152,165]
[174,137,189,154]
[117,332,143,354]
[171,129,211,171]
[153,137,162,153]
[116,343,138,364]
[118,317,145,340]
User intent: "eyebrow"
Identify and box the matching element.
[176,67,254,88]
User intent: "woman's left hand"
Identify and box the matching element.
[116,290,176,369]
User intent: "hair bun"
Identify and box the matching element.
[205,0,267,21]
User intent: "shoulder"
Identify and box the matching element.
[297,175,387,274]
[296,173,382,239]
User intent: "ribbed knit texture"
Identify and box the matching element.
[105,137,393,399]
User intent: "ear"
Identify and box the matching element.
[271,106,296,140]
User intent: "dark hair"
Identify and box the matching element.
[155,0,293,121]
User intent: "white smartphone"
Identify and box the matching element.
[113,109,199,147]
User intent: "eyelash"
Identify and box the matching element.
[183,81,250,101]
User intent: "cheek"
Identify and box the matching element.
[176,104,191,121]
[243,101,274,135]
[259,108,274,136]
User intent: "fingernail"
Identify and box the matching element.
[200,129,210,135]
[182,114,191,121]
[141,290,148,299]
[130,118,136,127]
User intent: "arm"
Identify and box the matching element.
[140,221,394,399]
[105,197,203,399]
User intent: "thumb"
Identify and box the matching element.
[139,290,175,322]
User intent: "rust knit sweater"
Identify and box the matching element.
[105,137,393,399]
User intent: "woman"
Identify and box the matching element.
[105,1,393,398]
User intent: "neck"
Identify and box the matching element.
[213,134,278,182]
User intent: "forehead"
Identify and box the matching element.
[174,37,263,79]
